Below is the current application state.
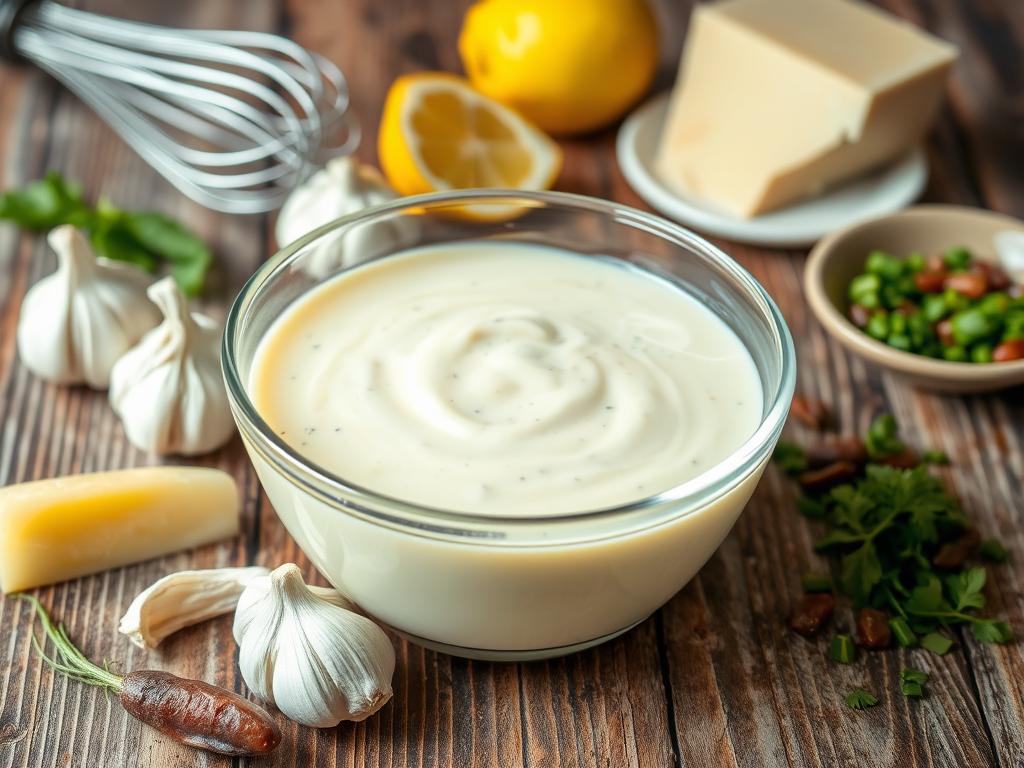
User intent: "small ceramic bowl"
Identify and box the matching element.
[805,205,1024,393]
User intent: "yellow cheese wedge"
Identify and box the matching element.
[0,467,239,593]
[656,0,958,218]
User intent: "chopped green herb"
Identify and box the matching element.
[802,573,833,593]
[921,450,950,466]
[845,689,878,710]
[830,634,857,664]
[796,494,827,520]
[773,440,807,475]
[979,538,1009,563]
[889,617,918,648]
[0,172,211,296]
[900,668,928,699]
[865,414,904,459]
[920,632,953,656]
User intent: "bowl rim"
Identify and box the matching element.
[805,204,1024,385]
[223,188,797,543]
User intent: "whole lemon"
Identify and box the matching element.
[458,0,658,136]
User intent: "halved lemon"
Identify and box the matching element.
[378,73,562,206]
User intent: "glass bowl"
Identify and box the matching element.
[223,190,796,661]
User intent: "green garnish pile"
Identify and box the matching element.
[0,172,211,296]
[776,411,1012,712]
[847,247,1024,363]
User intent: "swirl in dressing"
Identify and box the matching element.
[251,244,763,517]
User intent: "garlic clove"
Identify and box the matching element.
[233,563,395,728]
[109,276,235,455]
[275,157,416,279]
[16,225,160,388]
[119,566,269,649]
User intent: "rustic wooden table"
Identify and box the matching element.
[1,1,1022,766]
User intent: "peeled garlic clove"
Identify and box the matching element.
[109,276,235,455]
[275,157,415,279]
[119,566,269,649]
[16,225,160,388]
[233,563,395,728]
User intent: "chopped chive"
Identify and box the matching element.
[830,634,856,664]
[802,573,833,593]
[921,632,953,656]
[889,617,918,648]
[979,538,1009,564]
[845,688,878,710]
[900,668,928,699]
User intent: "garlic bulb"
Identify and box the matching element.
[16,225,160,388]
[109,276,234,455]
[233,564,395,728]
[275,157,412,279]
[120,566,269,649]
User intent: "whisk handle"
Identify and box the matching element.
[0,0,38,63]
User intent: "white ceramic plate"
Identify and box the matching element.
[616,93,929,248]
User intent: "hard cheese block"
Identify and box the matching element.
[0,467,238,592]
[656,0,958,218]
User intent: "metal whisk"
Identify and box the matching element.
[0,0,358,213]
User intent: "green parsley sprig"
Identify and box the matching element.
[0,172,211,296]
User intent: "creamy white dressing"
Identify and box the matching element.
[250,243,763,517]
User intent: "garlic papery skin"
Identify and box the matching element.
[233,563,395,728]
[119,566,270,649]
[16,225,160,388]
[109,276,234,455]
[275,157,413,279]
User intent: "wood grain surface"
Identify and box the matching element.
[1,1,1022,766]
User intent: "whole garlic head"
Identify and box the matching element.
[233,564,395,728]
[16,225,161,388]
[275,157,412,279]
[109,276,234,455]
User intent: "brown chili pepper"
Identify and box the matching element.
[803,436,868,468]
[797,461,859,490]
[933,529,981,569]
[913,270,947,293]
[789,395,832,430]
[993,339,1024,363]
[973,261,1012,291]
[877,448,919,469]
[120,671,280,756]
[19,596,280,758]
[790,593,835,637]
[944,271,988,299]
[855,608,891,649]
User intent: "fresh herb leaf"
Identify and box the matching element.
[900,668,928,698]
[920,632,953,655]
[845,689,878,710]
[802,573,833,593]
[841,543,884,606]
[830,634,856,664]
[123,211,211,297]
[866,414,904,459]
[796,494,827,520]
[773,441,807,475]
[0,172,90,230]
[946,567,987,612]
[970,619,1012,644]
[0,174,210,295]
[979,538,1009,563]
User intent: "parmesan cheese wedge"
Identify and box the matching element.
[0,467,239,593]
[656,0,958,218]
